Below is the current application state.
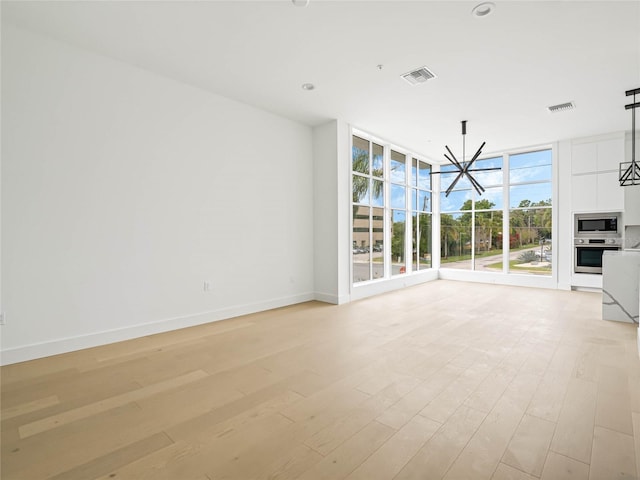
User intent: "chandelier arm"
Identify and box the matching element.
[432,167,501,175]
[468,167,501,172]
[445,172,464,196]
[464,170,485,193]
[445,146,463,169]
[444,153,463,170]
[470,183,484,196]
[466,172,485,193]
[462,142,486,173]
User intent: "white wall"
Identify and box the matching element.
[312,121,339,303]
[556,139,573,290]
[312,119,353,304]
[1,26,315,364]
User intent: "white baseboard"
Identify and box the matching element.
[0,292,315,366]
[313,292,350,305]
[438,268,558,290]
[350,270,439,302]
[313,292,340,304]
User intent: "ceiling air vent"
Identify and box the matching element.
[547,101,575,113]
[401,66,437,86]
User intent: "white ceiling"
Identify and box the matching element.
[2,0,640,161]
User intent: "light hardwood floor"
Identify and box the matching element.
[2,280,640,479]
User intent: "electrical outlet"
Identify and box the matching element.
[203,281,212,292]
[0,313,5,325]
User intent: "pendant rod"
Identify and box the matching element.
[633,92,636,166]
[461,120,467,166]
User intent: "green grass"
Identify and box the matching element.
[441,243,543,263]
[441,248,500,263]
[371,242,549,269]
[373,257,431,264]
[486,259,551,274]
[441,254,472,263]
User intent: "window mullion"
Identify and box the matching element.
[471,204,476,271]
[503,153,510,274]
[384,144,391,279]
[433,163,441,270]
[369,144,374,281]
[405,153,412,274]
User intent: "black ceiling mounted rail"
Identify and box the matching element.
[432,120,500,197]
[620,87,640,186]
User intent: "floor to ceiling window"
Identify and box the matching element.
[352,133,433,285]
[390,150,407,276]
[411,157,433,272]
[507,149,553,275]
[440,148,553,276]
[440,155,503,270]
[352,129,552,284]
[352,135,384,283]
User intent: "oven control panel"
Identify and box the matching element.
[575,238,621,245]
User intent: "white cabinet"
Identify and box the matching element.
[625,186,640,225]
[572,136,625,175]
[598,138,625,172]
[571,172,622,212]
[598,171,625,212]
[572,142,597,175]
[571,134,625,212]
[571,174,597,211]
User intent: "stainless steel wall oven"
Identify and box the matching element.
[574,238,622,274]
[574,212,622,274]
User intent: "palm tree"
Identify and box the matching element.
[352,147,384,219]
[440,213,459,259]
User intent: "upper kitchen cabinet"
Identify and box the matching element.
[572,134,625,174]
[596,137,626,172]
[598,171,625,212]
[571,174,597,211]
[571,142,598,175]
[571,133,625,212]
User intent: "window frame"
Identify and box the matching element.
[351,131,434,287]
[439,147,554,277]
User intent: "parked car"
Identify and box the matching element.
[535,250,552,262]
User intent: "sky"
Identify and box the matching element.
[353,145,552,214]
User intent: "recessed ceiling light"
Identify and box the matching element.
[471,2,495,17]
[292,0,309,6]
[301,83,315,91]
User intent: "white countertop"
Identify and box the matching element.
[602,251,640,324]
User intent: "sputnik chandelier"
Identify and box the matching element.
[434,120,500,197]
